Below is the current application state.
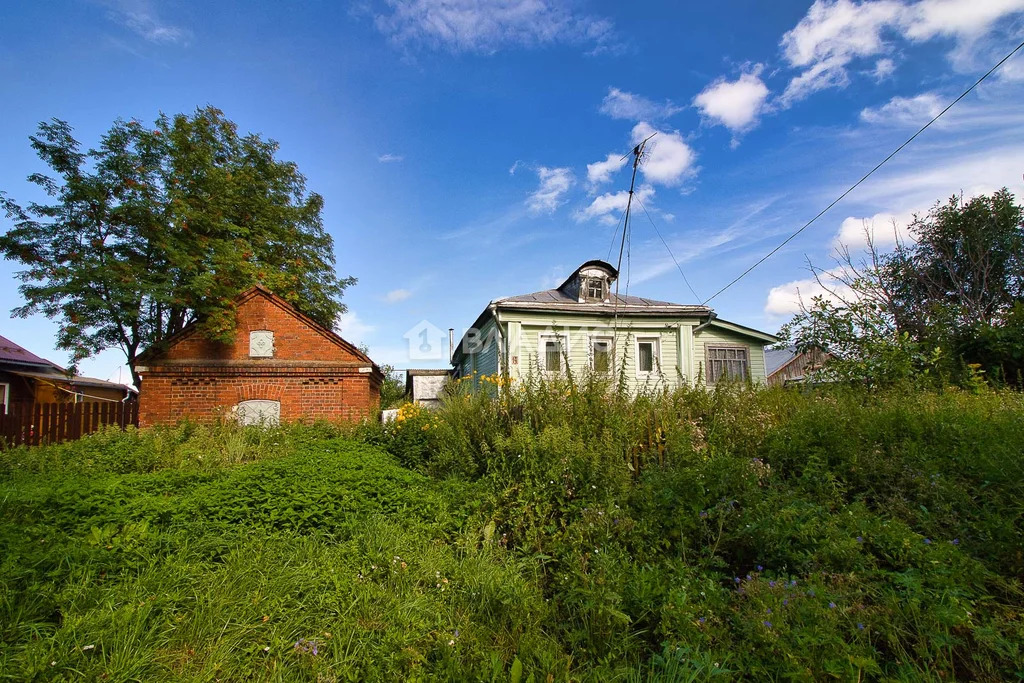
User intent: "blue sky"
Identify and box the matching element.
[2,0,1023,380]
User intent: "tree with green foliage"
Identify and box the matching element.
[781,189,1024,386]
[0,107,354,387]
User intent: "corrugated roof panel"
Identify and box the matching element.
[0,334,58,367]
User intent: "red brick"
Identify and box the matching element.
[137,287,381,426]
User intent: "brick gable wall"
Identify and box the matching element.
[137,290,380,427]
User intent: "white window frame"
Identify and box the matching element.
[705,344,750,385]
[635,336,662,377]
[538,333,569,374]
[0,382,10,414]
[589,334,615,374]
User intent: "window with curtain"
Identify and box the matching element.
[541,336,565,372]
[707,346,750,383]
[591,337,613,373]
[637,337,659,374]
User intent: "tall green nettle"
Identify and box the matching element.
[0,107,355,387]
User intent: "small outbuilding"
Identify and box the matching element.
[1,334,134,410]
[765,345,829,386]
[405,368,450,408]
[136,286,381,427]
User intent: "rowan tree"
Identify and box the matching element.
[0,107,355,387]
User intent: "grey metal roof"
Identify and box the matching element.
[496,288,710,315]
[765,346,797,376]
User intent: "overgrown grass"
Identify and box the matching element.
[2,381,1023,680]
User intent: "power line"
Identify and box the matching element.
[635,196,702,302]
[606,205,629,262]
[701,36,1024,307]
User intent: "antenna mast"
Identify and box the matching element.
[613,133,655,329]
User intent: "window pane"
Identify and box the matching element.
[639,342,653,372]
[593,339,611,373]
[707,347,750,383]
[545,340,561,371]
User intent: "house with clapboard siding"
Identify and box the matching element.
[451,260,777,390]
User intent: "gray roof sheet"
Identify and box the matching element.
[765,346,797,376]
[497,289,710,315]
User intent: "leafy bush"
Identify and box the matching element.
[2,382,1023,680]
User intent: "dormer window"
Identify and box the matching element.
[586,278,606,302]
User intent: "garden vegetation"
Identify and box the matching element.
[2,375,1022,681]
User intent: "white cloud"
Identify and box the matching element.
[860,92,944,125]
[780,56,851,104]
[527,166,574,213]
[834,211,916,249]
[778,0,1024,104]
[631,122,697,187]
[853,144,1024,209]
[384,288,412,303]
[102,0,191,45]
[765,277,855,316]
[871,57,896,80]
[905,0,1024,40]
[378,153,404,162]
[693,68,770,133]
[374,0,615,53]
[575,184,655,225]
[337,311,376,346]
[586,153,627,186]
[599,87,682,121]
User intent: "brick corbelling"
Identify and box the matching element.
[141,365,371,377]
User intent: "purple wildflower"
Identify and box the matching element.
[782,599,789,606]
[698,617,706,624]
[857,623,865,630]
[769,581,776,588]
[952,538,960,545]
[699,510,708,519]
[734,577,741,584]
[756,565,763,572]
[789,579,797,587]
[829,602,836,609]
[766,608,772,615]
[856,536,863,543]
[924,538,932,545]
[763,621,772,628]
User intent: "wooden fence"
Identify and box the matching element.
[0,401,139,448]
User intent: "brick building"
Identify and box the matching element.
[136,286,381,427]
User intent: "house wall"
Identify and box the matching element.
[411,374,448,404]
[137,292,379,427]
[457,318,500,384]
[693,325,768,384]
[509,313,686,391]
[457,312,770,391]
[767,348,828,386]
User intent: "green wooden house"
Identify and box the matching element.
[451,260,777,390]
